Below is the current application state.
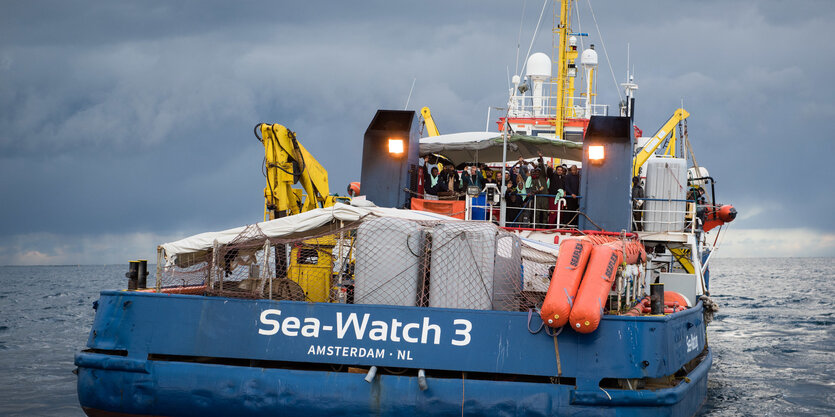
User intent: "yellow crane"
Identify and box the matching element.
[255,123,336,221]
[420,106,440,137]
[632,108,690,177]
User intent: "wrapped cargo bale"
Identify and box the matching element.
[428,222,521,310]
[354,217,425,306]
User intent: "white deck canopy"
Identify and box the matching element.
[419,131,583,163]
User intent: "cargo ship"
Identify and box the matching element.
[75,2,736,416]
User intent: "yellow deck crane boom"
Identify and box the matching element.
[632,108,690,177]
[420,106,440,137]
[256,123,336,221]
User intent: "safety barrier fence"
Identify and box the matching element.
[156,218,559,312]
[632,198,698,233]
[466,193,581,230]
[507,90,609,119]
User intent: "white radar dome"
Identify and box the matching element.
[569,36,578,47]
[581,48,598,67]
[525,53,552,78]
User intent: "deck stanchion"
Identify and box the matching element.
[650,283,665,314]
[126,261,139,290]
[137,260,148,289]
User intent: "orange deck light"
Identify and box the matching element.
[388,138,404,155]
[588,145,605,163]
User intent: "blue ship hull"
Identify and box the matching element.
[76,291,710,416]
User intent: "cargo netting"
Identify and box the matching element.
[157,216,558,312]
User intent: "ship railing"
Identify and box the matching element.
[633,198,698,233]
[510,96,609,119]
[466,192,581,230]
[507,93,609,119]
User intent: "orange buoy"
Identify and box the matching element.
[664,291,691,308]
[703,204,737,232]
[540,238,594,328]
[347,182,361,197]
[569,240,646,333]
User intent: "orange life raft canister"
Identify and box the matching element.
[568,240,646,333]
[539,238,594,328]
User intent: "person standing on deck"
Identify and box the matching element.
[505,176,524,227]
[462,166,484,191]
[538,152,566,227]
[565,165,581,226]
[437,164,460,198]
[530,168,549,227]
[424,166,443,196]
[632,176,645,231]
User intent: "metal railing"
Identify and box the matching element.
[508,91,609,119]
[467,193,581,229]
[632,198,697,233]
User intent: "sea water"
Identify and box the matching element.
[0,259,832,416]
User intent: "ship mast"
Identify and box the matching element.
[553,0,572,140]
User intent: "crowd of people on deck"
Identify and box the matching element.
[420,154,712,231]
[421,153,581,228]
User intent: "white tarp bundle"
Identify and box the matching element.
[160,202,457,268]
[160,201,561,269]
[419,131,583,163]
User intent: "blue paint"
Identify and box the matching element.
[76,346,711,417]
[360,110,419,209]
[579,116,634,232]
[470,194,487,220]
[77,291,709,416]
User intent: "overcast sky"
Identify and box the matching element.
[1,0,833,264]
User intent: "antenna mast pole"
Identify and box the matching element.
[554,0,571,140]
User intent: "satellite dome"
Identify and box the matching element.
[581,47,598,67]
[525,53,552,78]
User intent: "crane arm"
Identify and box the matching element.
[420,106,440,137]
[633,108,689,177]
[259,123,335,220]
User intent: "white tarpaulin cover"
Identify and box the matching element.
[160,201,561,269]
[419,131,583,163]
[160,202,457,267]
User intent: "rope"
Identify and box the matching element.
[585,0,623,103]
[577,211,605,231]
[698,295,719,324]
[553,335,562,376]
[527,309,545,334]
[461,372,466,416]
[544,324,563,337]
[519,0,550,79]
[514,0,527,76]
[683,119,702,176]
[402,187,465,200]
[574,0,585,51]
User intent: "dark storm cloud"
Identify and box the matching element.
[0,0,832,263]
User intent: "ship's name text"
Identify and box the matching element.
[258,310,472,346]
